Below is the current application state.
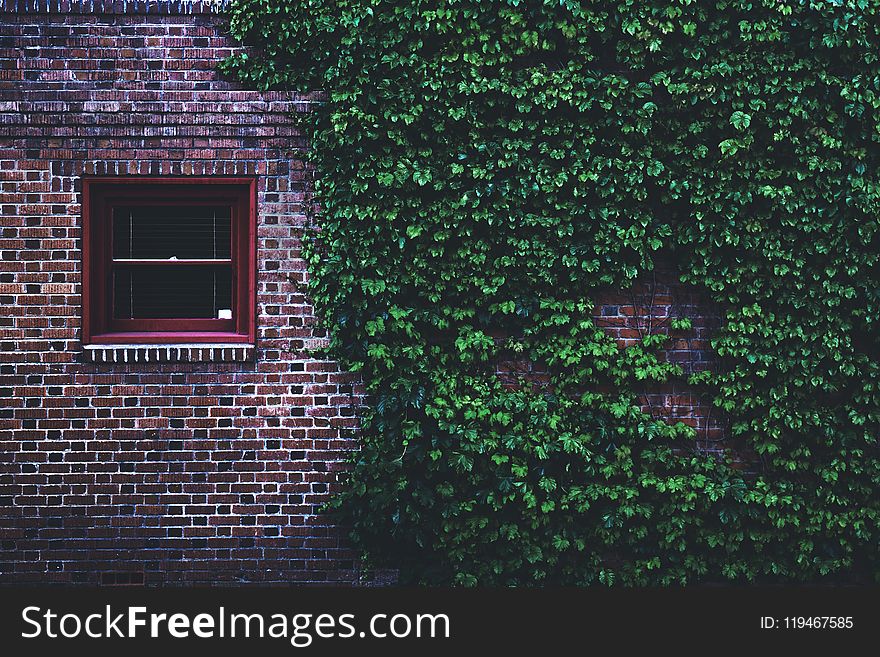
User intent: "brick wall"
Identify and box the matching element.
[495,267,728,455]
[592,268,728,455]
[0,1,724,586]
[0,0,365,585]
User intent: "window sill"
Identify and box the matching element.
[83,343,255,364]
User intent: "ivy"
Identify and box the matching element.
[223,0,880,585]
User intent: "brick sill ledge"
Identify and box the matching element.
[83,343,254,363]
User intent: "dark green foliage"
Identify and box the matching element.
[223,0,880,585]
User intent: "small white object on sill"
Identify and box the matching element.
[218,309,233,320]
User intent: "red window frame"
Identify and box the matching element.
[82,177,256,345]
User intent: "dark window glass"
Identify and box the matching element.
[113,265,233,319]
[83,179,254,343]
[112,206,232,260]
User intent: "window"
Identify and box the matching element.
[82,178,256,345]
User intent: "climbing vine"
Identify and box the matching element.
[223,0,880,585]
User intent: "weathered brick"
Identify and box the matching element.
[0,1,360,586]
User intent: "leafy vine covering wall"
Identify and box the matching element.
[223,0,879,585]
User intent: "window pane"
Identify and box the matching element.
[112,206,232,260]
[113,265,233,319]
